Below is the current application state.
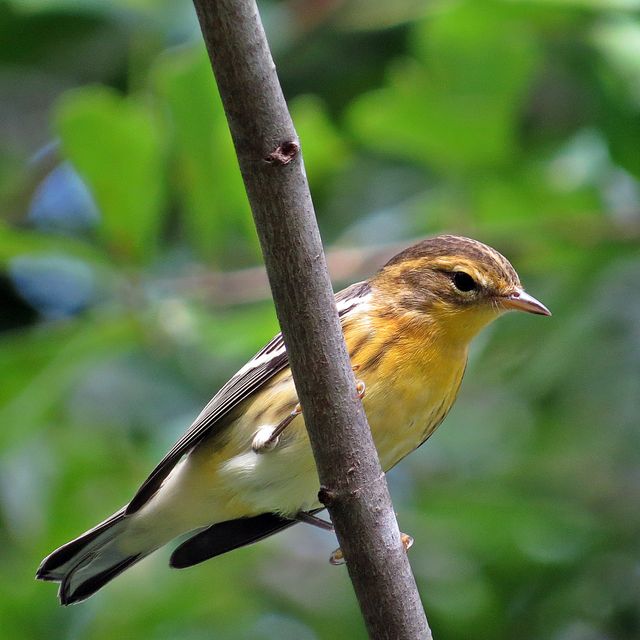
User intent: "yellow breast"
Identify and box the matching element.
[195,310,468,520]
[355,324,467,471]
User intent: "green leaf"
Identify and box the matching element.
[0,219,109,269]
[0,314,141,449]
[291,94,351,187]
[347,3,540,171]
[54,86,165,263]
[416,490,598,570]
[152,46,256,265]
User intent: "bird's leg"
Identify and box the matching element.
[352,364,366,400]
[329,532,414,566]
[252,403,302,453]
[295,511,334,531]
[253,370,365,454]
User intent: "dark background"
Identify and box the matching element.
[1,1,639,638]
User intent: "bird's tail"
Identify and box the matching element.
[36,507,154,605]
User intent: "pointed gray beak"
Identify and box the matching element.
[501,288,551,316]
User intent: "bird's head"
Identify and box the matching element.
[372,235,550,344]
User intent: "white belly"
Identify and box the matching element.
[215,359,464,518]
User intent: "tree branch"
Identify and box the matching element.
[157,242,407,307]
[191,1,432,638]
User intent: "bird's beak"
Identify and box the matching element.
[501,288,551,316]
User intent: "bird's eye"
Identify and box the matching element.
[452,271,478,292]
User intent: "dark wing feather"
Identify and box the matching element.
[169,513,295,568]
[169,507,325,569]
[126,281,371,515]
[36,507,126,580]
[126,339,288,514]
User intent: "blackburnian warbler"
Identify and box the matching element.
[37,234,550,604]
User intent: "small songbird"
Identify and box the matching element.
[37,235,550,605]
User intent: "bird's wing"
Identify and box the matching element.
[169,507,325,569]
[126,280,372,514]
[169,513,296,568]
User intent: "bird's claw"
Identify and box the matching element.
[253,403,302,453]
[254,382,360,455]
[251,426,279,452]
[329,547,346,565]
[329,531,413,566]
[401,532,414,551]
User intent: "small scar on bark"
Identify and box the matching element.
[264,140,299,165]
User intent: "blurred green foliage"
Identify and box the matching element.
[1,0,639,638]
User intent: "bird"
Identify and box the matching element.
[36,234,550,605]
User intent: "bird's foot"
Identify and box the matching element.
[253,375,362,454]
[252,403,302,453]
[329,532,413,566]
[401,532,414,551]
[251,425,279,452]
[329,547,346,566]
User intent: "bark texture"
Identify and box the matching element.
[192,1,432,637]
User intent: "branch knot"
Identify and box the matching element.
[264,140,300,165]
